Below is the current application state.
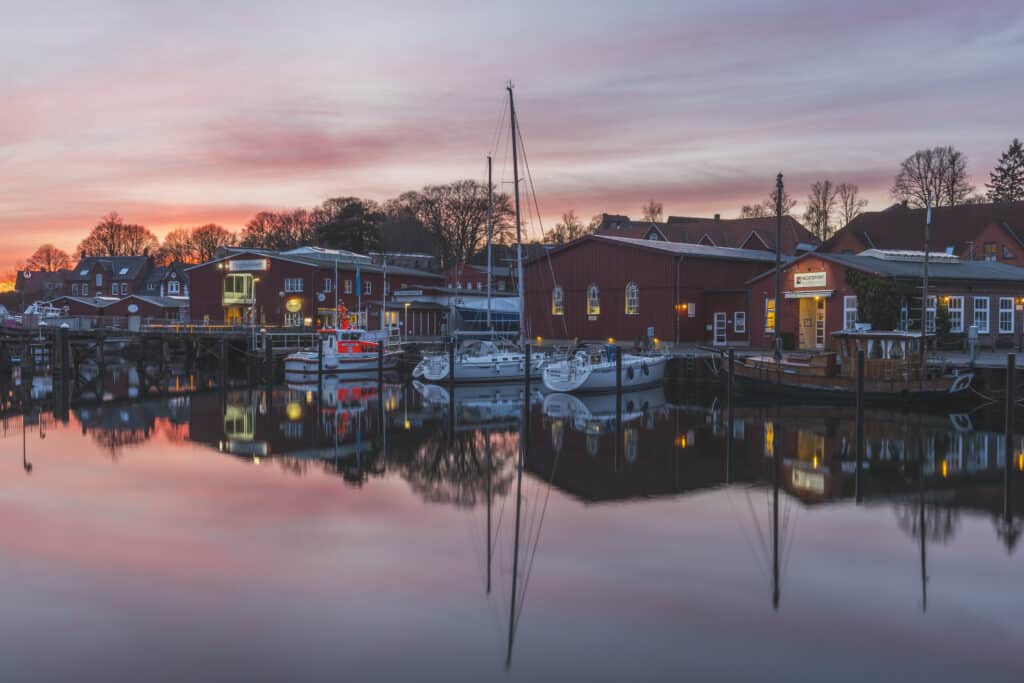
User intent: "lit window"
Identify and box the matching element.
[999,297,1014,334]
[625,281,639,315]
[765,297,776,333]
[983,242,998,261]
[973,296,990,334]
[551,286,564,315]
[734,311,746,333]
[947,296,964,333]
[586,284,600,316]
[843,295,858,330]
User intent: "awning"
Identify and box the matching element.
[783,289,834,299]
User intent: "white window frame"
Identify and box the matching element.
[843,295,858,330]
[121,282,129,295]
[96,273,103,287]
[71,284,80,296]
[586,284,600,316]
[111,285,118,297]
[734,311,746,333]
[947,296,964,333]
[551,286,564,315]
[764,297,776,333]
[925,295,937,334]
[364,280,372,295]
[322,278,333,292]
[167,280,180,295]
[687,302,696,318]
[999,297,1014,334]
[973,296,990,334]
[81,285,88,297]
[284,278,304,293]
[625,281,639,315]
[344,279,353,294]
[284,311,303,327]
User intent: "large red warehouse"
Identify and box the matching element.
[523,235,783,346]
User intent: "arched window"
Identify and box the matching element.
[625,281,639,315]
[551,286,564,315]
[587,284,600,316]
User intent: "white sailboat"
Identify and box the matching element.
[412,83,546,383]
[542,343,667,393]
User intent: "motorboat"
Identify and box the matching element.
[542,344,667,393]
[412,338,546,383]
[284,326,400,375]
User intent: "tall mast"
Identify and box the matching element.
[774,173,784,380]
[380,257,388,331]
[509,83,525,346]
[486,155,494,333]
[334,257,339,328]
[920,197,931,383]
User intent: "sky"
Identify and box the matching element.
[2,0,1023,274]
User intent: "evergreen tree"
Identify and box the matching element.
[986,138,1024,202]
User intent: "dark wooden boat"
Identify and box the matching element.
[733,330,973,404]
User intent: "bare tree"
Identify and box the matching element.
[239,209,315,250]
[891,146,975,208]
[803,180,839,240]
[739,204,770,218]
[543,209,596,245]
[77,212,159,257]
[191,224,236,262]
[158,228,197,265]
[401,180,513,269]
[641,199,663,222]
[766,186,797,215]
[26,244,72,271]
[835,183,868,228]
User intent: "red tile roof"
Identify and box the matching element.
[819,201,1024,255]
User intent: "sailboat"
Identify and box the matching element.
[412,84,546,384]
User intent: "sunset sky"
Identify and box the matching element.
[2,0,1023,273]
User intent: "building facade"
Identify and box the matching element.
[748,250,1024,352]
[523,235,783,345]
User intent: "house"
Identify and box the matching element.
[523,234,788,346]
[747,249,1024,353]
[596,213,818,255]
[15,269,70,300]
[103,295,190,321]
[187,246,443,328]
[819,201,1024,263]
[142,262,190,298]
[65,255,154,298]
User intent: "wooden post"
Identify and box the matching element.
[377,341,384,383]
[448,342,456,389]
[1005,353,1015,526]
[727,349,735,484]
[855,349,865,504]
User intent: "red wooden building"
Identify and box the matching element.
[186,247,442,328]
[748,249,1024,352]
[523,235,782,346]
[597,213,818,255]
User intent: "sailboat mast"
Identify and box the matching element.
[920,197,931,383]
[487,155,494,333]
[508,83,525,346]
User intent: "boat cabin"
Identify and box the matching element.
[833,329,928,380]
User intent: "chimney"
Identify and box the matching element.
[714,214,720,221]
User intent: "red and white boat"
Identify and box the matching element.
[284,315,401,375]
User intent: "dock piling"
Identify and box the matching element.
[855,348,865,504]
[1005,353,1015,525]
[727,349,734,483]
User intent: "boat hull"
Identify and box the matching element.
[543,354,667,393]
[284,351,400,375]
[413,354,545,383]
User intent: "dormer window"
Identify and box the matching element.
[96,273,103,286]
[119,267,129,275]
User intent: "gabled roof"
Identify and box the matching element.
[530,234,791,266]
[819,201,1024,254]
[124,294,190,308]
[143,262,190,289]
[593,212,816,254]
[189,248,442,280]
[70,255,151,280]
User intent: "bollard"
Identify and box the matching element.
[855,349,865,504]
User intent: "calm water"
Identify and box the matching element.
[1,371,1022,682]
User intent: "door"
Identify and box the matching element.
[713,312,727,346]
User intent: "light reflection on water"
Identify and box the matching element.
[1,374,1022,682]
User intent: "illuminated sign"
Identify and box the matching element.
[228,258,268,272]
[794,271,827,288]
[285,298,303,313]
[792,468,825,494]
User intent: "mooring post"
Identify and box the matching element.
[1005,353,1015,526]
[377,341,384,384]
[524,343,532,395]
[856,348,865,504]
[727,348,735,483]
[448,342,456,390]
[615,345,623,469]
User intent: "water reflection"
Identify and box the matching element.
[2,368,1023,679]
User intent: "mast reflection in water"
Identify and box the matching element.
[1,370,1022,681]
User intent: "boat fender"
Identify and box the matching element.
[642,362,650,376]
[627,366,635,380]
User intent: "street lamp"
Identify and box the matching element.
[404,302,410,338]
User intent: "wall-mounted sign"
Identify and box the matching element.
[228,258,268,272]
[127,304,139,313]
[285,298,303,313]
[794,271,827,288]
